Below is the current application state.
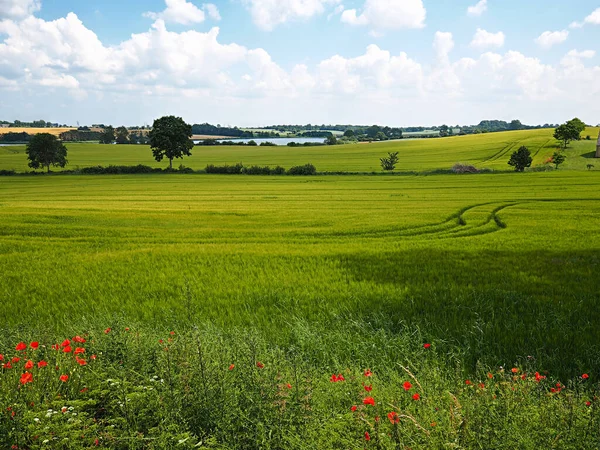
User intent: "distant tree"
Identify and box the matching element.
[380,152,399,172]
[26,133,68,173]
[509,120,523,130]
[325,135,338,145]
[375,131,387,141]
[567,117,586,135]
[551,151,566,169]
[115,126,130,144]
[149,116,193,169]
[439,125,450,137]
[366,125,382,138]
[99,126,115,144]
[343,129,355,138]
[587,164,595,170]
[554,123,580,149]
[508,146,532,172]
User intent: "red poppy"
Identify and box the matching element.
[94,439,99,446]
[228,364,235,371]
[0,354,3,361]
[364,384,373,392]
[412,393,421,401]
[363,397,375,406]
[74,347,85,355]
[24,360,34,370]
[583,373,590,380]
[170,331,175,336]
[423,343,431,349]
[104,328,111,334]
[75,357,87,366]
[487,373,493,379]
[535,372,545,382]
[3,362,13,369]
[387,411,399,424]
[59,375,69,383]
[431,422,437,427]
[364,369,373,377]
[256,361,264,369]
[91,355,97,360]
[37,361,48,369]
[351,405,357,412]
[15,342,27,351]
[478,383,485,389]
[465,380,473,386]
[20,372,33,385]
[125,327,130,331]
[30,342,39,349]
[61,339,70,347]
[586,401,592,407]
[51,344,60,351]
[63,346,72,353]
[73,336,86,344]
[11,357,20,363]
[403,381,412,391]
[80,388,89,393]
[158,339,164,344]
[286,383,292,389]
[364,432,370,441]
[511,368,519,374]
[551,388,556,393]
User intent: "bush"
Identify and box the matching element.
[259,141,277,147]
[452,163,480,174]
[242,165,286,175]
[0,169,16,176]
[79,165,157,175]
[205,163,244,174]
[287,164,317,175]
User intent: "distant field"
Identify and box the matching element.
[1,127,598,172]
[0,127,75,136]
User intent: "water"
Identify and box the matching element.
[194,137,326,146]
[0,143,24,147]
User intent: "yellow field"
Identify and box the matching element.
[0,127,75,136]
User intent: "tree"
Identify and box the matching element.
[325,135,338,145]
[509,120,523,130]
[439,125,450,137]
[115,126,130,144]
[554,121,581,149]
[551,151,566,170]
[380,152,399,172]
[567,117,586,135]
[343,129,355,138]
[99,126,115,144]
[26,133,67,173]
[508,146,532,172]
[375,131,387,141]
[149,116,193,169]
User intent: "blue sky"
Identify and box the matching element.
[1,0,599,126]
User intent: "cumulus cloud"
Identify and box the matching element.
[0,0,40,19]
[569,7,600,29]
[433,32,454,64]
[535,30,568,49]
[470,28,505,50]
[340,0,426,31]
[242,0,340,31]
[467,0,487,17]
[144,0,220,25]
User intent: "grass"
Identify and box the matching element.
[2,128,598,173]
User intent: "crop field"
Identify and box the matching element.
[2,162,600,447]
[2,128,598,173]
[0,127,74,136]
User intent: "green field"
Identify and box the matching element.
[2,133,600,447]
[2,127,598,173]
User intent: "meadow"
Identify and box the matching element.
[1,127,598,173]
[1,131,600,448]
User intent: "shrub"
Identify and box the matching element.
[0,169,16,176]
[452,163,480,174]
[287,163,317,175]
[247,140,258,146]
[205,163,244,174]
[259,141,277,147]
[242,165,286,175]
[79,165,157,174]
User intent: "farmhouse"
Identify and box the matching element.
[596,131,600,158]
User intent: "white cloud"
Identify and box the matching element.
[0,0,40,19]
[242,0,341,31]
[340,0,426,30]
[535,30,568,49]
[561,49,596,67]
[144,0,221,25]
[433,32,454,64]
[467,0,487,17]
[584,7,600,25]
[470,28,505,49]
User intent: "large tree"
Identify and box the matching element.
[99,126,115,144]
[508,146,532,172]
[554,123,580,149]
[149,116,193,169]
[26,133,68,173]
[115,126,130,144]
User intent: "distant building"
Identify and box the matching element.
[596,131,600,158]
[0,124,9,128]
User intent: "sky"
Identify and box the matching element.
[0,0,599,127]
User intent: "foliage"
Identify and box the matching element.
[79,165,160,175]
[99,126,115,144]
[552,151,566,169]
[0,132,33,143]
[587,164,595,170]
[287,163,317,175]
[554,119,585,149]
[149,116,194,169]
[452,163,479,174]
[380,152,399,171]
[115,126,130,144]
[508,146,532,172]
[325,135,338,145]
[25,133,68,172]
[205,163,244,174]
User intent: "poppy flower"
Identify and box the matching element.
[15,342,27,351]
[228,364,235,371]
[24,360,34,370]
[403,381,412,391]
[423,343,431,349]
[363,397,375,406]
[364,431,370,441]
[125,327,130,331]
[487,373,493,379]
[11,357,20,363]
[535,372,545,382]
[256,362,264,369]
[59,375,69,383]
[61,339,70,348]
[19,372,33,385]
[465,380,473,386]
[63,346,72,353]
[94,439,99,446]
[91,355,97,360]
[351,405,357,412]
[37,361,48,369]
[30,342,39,349]
[73,336,86,344]
[2,362,13,369]
[583,374,590,380]
[158,339,164,344]
[586,401,592,407]
[511,368,519,374]
[0,354,3,361]
[74,347,85,355]
[551,388,556,393]
[387,411,399,424]
[104,328,111,334]
[364,369,373,377]
[412,393,421,401]
[51,344,60,351]
[479,383,486,389]
[364,384,373,392]
[75,357,87,366]
[170,331,175,336]
[431,422,437,427]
